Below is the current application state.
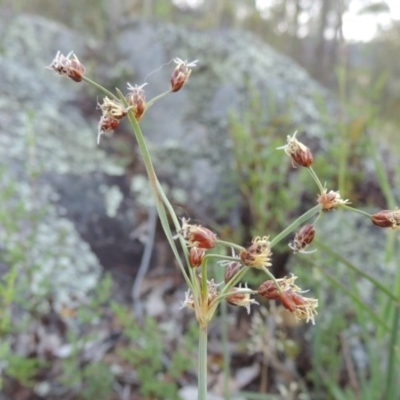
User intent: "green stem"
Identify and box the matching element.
[315,240,400,304]
[312,211,324,226]
[221,267,249,295]
[214,288,256,302]
[146,90,172,108]
[270,205,321,248]
[216,239,246,252]
[203,254,239,264]
[383,280,400,399]
[110,88,194,295]
[308,167,325,193]
[198,326,208,400]
[81,76,119,101]
[201,258,208,303]
[339,204,372,218]
[219,299,230,400]
[129,114,193,291]
[260,266,284,295]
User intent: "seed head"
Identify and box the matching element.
[257,280,280,300]
[98,116,120,137]
[280,290,318,325]
[371,209,400,229]
[47,51,86,82]
[269,275,318,324]
[97,97,129,144]
[226,286,259,314]
[240,236,272,269]
[278,131,313,167]
[205,279,220,306]
[224,261,242,284]
[170,58,198,92]
[258,276,317,323]
[289,224,316,253]
[180,218,217,249]
[317,187,350,211]
[98,97,128,120]
[126,83,147,121]
[189,246,206,268]
[180,289,195,310]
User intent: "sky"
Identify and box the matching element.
[343,0,400,41]
[173,0,400,43]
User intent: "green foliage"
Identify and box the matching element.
[58,330,115,400]
[0,165,198,398]
[0,266,18,336]
[297,246,400,400]
[229,88,306,241]
[112,301,197,399]
[80,362,115,400]
[292,177,400,399]
[227,72,399,399]
[5,354,46,388]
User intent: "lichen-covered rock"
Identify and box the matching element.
[113,20,338,221]
[0,11,340,305]
[0,13,127,305]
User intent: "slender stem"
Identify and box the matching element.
[261,266,284,294]
[216,239,246,252]
[221,267,249,295]
[146,90,172,108]
[383,265,400,399]
[308,167,325,193]
[214,288,256,302]
[270,205,321,248]
[81,76,119,101]
[203,254,239,264]
[155,180,183,235]
[151,179,204,305]
[198,326,208,400]
[340,204,372,218]
[112,88,195,294]
[201,258,208,305]
[315,240,400,303]
[312,211,324,226]
[220,299,230,400]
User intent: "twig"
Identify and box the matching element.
[340,333,360,398]
[132,206,157,318]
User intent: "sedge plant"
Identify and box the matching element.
[46,51,400,399]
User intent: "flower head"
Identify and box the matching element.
[317,187,350,211]
[206,279,220,306]
[289,224,316,253]
[280,290,318,325]
[277,131,313,167]
[170,58,198,92]
[98,97,128,120]
[226,285,259,314]
[47,51,86,82]
[257,280,281,300]
[258,275,318,324]
[180,218,217,249]
[97,97,129,144]
[189,246,206,268]
[98,116,120,142]
[240,236,272,268]
[126,83,147,121]
[224,261,242,284]
[179,289,195,310]
[371,209,400,230]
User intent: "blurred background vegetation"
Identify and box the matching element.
[5,0,400,129]
[0,0,399,399]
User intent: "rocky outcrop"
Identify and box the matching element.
[0,11,338,304]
